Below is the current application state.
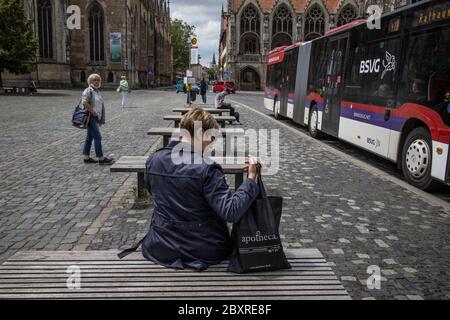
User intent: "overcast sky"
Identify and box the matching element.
[170,0,224,67]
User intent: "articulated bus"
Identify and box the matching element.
[265,0,450,190]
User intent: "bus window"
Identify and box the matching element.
[273,62,283,89]
[344,33,366,103]
[363,37,401,107]
[308,39,327,93]
[289,47,299,92]
[399,27,450,116]
[267,64,274,87]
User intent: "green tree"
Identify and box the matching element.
[171,18,196,76]
[0,0,38,87]
[206,67,218,81]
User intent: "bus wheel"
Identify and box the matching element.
[401,127,437,190]
[308,106,322,139]
[273,99,281,120]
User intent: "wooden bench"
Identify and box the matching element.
[185,103,215,108]
[147,127,245,148]
[173,108,229,115]
[0,249,351,300]
[164,115,236,128]
[110,156,246,197]
[2,80,37,95]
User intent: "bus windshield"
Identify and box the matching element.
[399,27,450,125]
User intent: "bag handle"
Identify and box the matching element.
[257,175,267,199]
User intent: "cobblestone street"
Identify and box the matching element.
[1,89,450,300]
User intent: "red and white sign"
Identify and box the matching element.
[268,51,285,65]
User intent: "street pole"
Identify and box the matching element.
[125,0,128,79]
[188,42,191,105]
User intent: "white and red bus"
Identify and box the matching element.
[265,43,302,120]
[265,0,450,190]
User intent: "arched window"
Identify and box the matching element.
[304,4,325,41]
[89,3,105,63]
[272,5,292,36]
[240,34,259,54]
[271,33,292,49]
[37,0,53,59]
[240,67,261,91]
[240,4,260,35]
[337,5,357,27]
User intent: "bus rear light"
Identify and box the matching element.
[437,147,444,155]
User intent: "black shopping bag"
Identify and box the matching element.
[228,176,291,273]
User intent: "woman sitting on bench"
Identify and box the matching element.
[121,108,260,270]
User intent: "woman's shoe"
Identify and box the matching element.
[84,158,98,164]
[99,157,114,165]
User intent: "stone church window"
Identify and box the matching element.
[241,4,260,35]
[240,34,259,54]
[273,5,292,36]
[304,4,325,41]
[37,0,53,59]
[243,70,254,83]
[272,33,292,49]
[89,3,105,63]
[337,5,357,27]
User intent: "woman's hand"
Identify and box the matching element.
[244,157,260,181]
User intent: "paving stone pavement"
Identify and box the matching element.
[1,90,450,300]
[0,89,186,261]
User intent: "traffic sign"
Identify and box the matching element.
[187,77,196,84]
[190,47,199,65]
[191,37,198,46]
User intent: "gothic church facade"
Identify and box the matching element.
[4,0,172,88]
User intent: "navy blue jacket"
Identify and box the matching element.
[142,141,259,270]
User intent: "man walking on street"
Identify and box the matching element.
[200,78,208,104]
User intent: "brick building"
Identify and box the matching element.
[219,0,420,91]
[3,0,172,89]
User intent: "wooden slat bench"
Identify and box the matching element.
[185,103,215,108]
[0,249,351,300]
[164,115,236,128]
[173,108,229,115]
[147,127,245,148]
[111,156,246,197]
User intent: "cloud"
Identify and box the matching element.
[170,0,224,66]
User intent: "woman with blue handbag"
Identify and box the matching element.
[81,74,114,165]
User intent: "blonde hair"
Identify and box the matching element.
[121,75,127,80]
[87,73,102,85]
[180,107,219,136]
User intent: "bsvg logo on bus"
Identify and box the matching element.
[359,51,396,80]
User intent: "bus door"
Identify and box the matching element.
[322,35,348,136]
[280,52,291,117]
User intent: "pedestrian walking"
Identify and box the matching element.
[81,74,114,165]
[117,75,129,110]
[214,87,241,124]
[200,78,208,104]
